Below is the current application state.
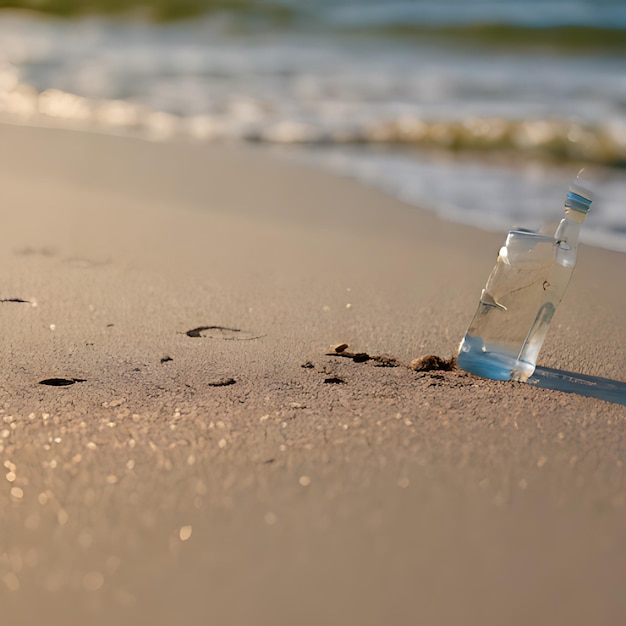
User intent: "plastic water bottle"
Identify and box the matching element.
[457,175,593,382]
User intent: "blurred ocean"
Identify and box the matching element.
[1,0,625,250]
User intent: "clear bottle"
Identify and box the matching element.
[457,177,593,382]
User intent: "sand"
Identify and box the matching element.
[0,123,625,625]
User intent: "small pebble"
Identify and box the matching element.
[410,355,456,372]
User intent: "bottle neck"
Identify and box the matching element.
[554,207,586,246]
[564,206,587,224]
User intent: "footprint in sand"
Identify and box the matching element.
[185,325,264,340]
[207,377,237,387]
[15,247,57,258]
[39,378,86,387]
[324,376,346,385]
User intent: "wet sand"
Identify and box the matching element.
[1,123,625,625]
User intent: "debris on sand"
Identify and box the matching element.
[326,344,400,367]
[410,355,457,372]
[325,343,456,372]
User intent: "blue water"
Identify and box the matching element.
[457,347,521,382]
[457,334,537,381]
[1,1,625,250]
[295,0,626,28]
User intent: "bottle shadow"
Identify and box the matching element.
[527,366,626,407]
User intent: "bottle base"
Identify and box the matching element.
[457,335,536,382]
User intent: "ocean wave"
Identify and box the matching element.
[0,0,294,22]
[2,0,626,53]
[2,79,625,167]
[359,24,626,54]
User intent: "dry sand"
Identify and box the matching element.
[0,123,625,625]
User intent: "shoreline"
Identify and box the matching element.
[3,110,626,255]
[1,123,625,625]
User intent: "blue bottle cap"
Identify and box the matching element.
[565,181,593,213]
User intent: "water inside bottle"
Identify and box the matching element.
[457,334,530,380]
